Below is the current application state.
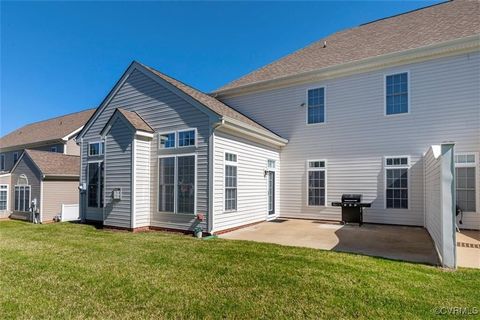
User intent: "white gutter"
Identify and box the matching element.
[216,116,288,147]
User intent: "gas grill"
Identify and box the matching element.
[331,194,371,225]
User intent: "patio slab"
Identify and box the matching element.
[220,219,439,265]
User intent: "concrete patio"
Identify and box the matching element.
[220,219,439,265]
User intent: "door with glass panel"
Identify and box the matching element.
[268,171,275,215]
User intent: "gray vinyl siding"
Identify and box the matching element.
[134,136,151,228]
[10,154,41,220]
[80,68,211,231]
[212,130,280,233]
[104,118,133,228]
[220,52,480,227]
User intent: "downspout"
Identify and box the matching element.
[208,119,224,234]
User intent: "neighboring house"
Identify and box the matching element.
[0,109,94,220]
[77,0,479,239]
[9,150,80,222]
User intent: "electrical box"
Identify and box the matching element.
[112,188,122,201]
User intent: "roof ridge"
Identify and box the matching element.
[360,0,449,26]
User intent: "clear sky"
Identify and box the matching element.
[1,0,441,136]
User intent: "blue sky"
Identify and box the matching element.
[1,1,440,135]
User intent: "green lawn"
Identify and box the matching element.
[0,221,478,319]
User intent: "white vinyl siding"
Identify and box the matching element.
[135,137,151,227]
[213,131,280,233]
[220,52,480,227]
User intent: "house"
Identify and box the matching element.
[0,109,95,221]
[77,0,479,248]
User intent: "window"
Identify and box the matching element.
[87,162,104,208]
[159,132,176,149]
[267,159,276,170]
[307,160,326,206]
[455,153,477,212]
[13,152,19,164]
[386,72,408,115]
[0,155,4,171]
[307,88,325,124]
[14,185,30,212]
[224,153,237,211]
[0,185,7,210]
[385,156,409,209]
[50,146,57,153]
[178,129,196,147]
[88,142,104,156]
[158,155,196,214]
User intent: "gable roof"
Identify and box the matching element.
[216,0,480,92]
[139,63,279,133]
[0,109,95,150]
[116,108,154,133]
[79,62,285,141]
[17,149,80,178]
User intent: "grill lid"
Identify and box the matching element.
[341,194,362,202]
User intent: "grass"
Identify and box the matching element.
[0,221,479,319]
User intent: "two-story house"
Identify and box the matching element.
[76,1,478,266]
[0,109,95,221]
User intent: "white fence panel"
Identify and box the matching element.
[61,204,80,221]
[424,144,456,268]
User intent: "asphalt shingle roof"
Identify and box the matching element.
[216,0,480,92]
[23,149,80,177]
[0,109,95,149]
[116,108,154,133]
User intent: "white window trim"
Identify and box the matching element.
[13,152,19,164]
[305,86,327,125]
[14,185,31,212]
[0,154,5,171]
[306,159,327,207]
[267,159,276,171]
[86,160,104,208]
[177,128,198,148]
[50,146,57,153]
[88,141,105,156]
[157,153,197,215]
[384,155,411,210]
[384,70,411,117]
[0,184,8,211]
[223,151,238,212]
[455,152,479,213]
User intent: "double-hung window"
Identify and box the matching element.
[224,153,237,211]
[386,72,409,115]
[158,155,196,214]
[307,87,325,124]
[13,152,19,164]
[87,162,104,208]
[0,185,8,210]
[0,155,5,171]
[14,185,30,212]
[455,153,477,212]
[307,160,326,206]
[88,142,104,156]
[385,156,409,209]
